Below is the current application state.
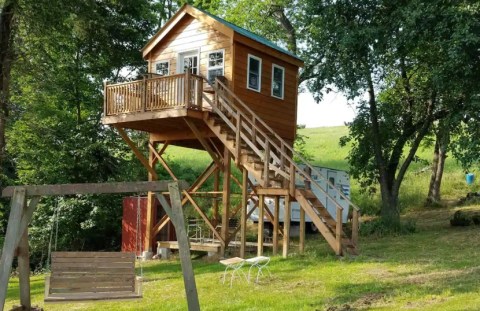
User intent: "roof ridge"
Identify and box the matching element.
[192,5,302,62]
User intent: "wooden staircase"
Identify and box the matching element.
[202,78,360,256]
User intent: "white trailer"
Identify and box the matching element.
[248,165,351,234]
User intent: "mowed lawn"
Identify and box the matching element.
[5,126,480,310]
[5,204,480,310]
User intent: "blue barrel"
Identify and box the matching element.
[466,173,475,185]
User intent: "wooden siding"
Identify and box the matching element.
[148,15,232,82]
[233,42,298,142]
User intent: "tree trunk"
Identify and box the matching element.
[427,128,449,205]
[379,178,400,226]
[0,0,16,169]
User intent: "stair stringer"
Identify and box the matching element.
[295,189,340,254]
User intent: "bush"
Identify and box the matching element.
[450,211,472,227]
[472,214,480,225]
[360,218,416,237]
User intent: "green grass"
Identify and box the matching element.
[5,205,480,310]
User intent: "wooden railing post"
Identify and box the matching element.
[142,76,147,112]
[235,114,241,165]
[103,81,108,116]
[263,141,270,187]
[185,71,191,108]
[352,208,359,247]
[197,77,203,109]
[336,206,343,256]
[289,162,296,197]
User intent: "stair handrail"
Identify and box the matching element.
[212,78,360,213]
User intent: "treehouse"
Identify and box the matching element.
[103,4,360,258]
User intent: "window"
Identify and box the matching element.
[271,64,285,99]
[247,54,262,92]
[155,61,169,76]
[207,50,224,84]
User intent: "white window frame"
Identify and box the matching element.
[177,49,200,75]
[247,54,262,92]
[207,49,225,83]
[271,64,285,99]
[154,60,170,76]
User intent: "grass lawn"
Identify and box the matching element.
[5,204,480,311]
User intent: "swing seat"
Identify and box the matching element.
[44,251,142,302]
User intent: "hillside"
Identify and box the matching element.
[161,126,474,214]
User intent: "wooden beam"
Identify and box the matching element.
[149,142,178,181]
[336,207,343,256]
[152,214,171,237]
[257,194,264,256]
[155,183,200,311]
[0,188,26,311]
[213,169,220,226]
[240,168,248,258]
[184,118,222,168]
[17,221,30,309]
[221,148,231,255]
[183,191,224,245]
[146,145,157,253]
[2,181,188,198]
[254,188,290,196]
[114,126,158,180]
[273,196,280,256]
[283,194,291,258]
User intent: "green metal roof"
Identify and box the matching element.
[195,6,303,62]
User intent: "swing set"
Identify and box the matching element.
[0,180,187,311]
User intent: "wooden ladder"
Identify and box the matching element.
[202,78,360,256]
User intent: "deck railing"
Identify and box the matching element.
[104,72,204,116]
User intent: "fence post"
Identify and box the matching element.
[352,208,359,248]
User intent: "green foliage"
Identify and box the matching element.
[360,218,416,237]
[450,210,472,227]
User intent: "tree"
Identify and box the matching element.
[304,0,480,224]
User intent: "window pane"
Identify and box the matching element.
[156,62,169,76]
[272,66,284,98]
[208,52,223,67]
[248,56,261,91]
[249,58,259,74]
[208,68,223,84]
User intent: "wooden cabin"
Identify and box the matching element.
[104,4,360,258]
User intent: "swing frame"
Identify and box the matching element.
[0,180,188,310]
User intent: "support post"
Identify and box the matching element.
[257,194,264,256]
[282,194,291,258]
[155,183,200,311]
[273,196,280,256]
[213,168,220,226]
[240,168,248,258]
[0,188,26,311]
[336,206,343,256]
[352,208,360,248]
[221,147,231,256]
[145,143,157,257]
[299,207,305,254]
[17,223,30,309]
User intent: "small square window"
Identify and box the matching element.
[155,61,169,76]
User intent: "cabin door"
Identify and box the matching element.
[177,50,199,105]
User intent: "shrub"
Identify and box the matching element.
[472,214,480,225]
[450,211,471,227]
[360,218,416,237]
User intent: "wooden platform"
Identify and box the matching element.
[157,240,273,254]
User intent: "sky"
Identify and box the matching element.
[296,91,357,128]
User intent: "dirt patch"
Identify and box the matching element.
[323,293,385,311]
[323,305,356,311]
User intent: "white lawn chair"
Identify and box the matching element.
[245,256,271,283]
[219,257,247,287]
